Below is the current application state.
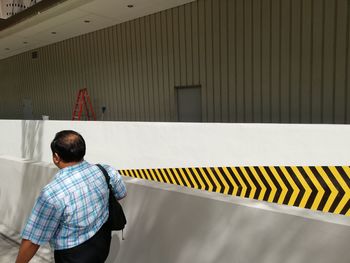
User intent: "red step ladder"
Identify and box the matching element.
[72,88,96,121]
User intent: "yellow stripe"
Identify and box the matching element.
[159,168,176,184]
[133,169,142,179]
[291,166,311,208]
[171,168,185,186]
[177,168,191,188]
[206,168,222,193]
[149,169,159,182]
[147,169,157,181]
[214,167,230,195]
[303,167,325,211]
[341,166,350,215]
[346,208,350,216]
[191,168,206,190]
[159,169,171,184]
[280,166,299,206]
[142,169,151,180]
[198,168,213,192]
[342,166,350,180]
[259,166,277,203]
[330,167,350,214]
[249,167,267,201]
[128,169,136,178]
[316,166,338,213]
[184,168,199,189]
[119,170,127,177]
[124,170,131,177]
[269,167,288,205]
[231,167,247,198]
[222,167,239,196]
[240,167,257,199]
[139,169,149,180]
[154,169,165,183]
[341,166,350,183]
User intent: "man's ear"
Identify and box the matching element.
[53,153,60,164]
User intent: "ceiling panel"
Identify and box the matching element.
[15,9,88,38]
[0,0,195,60]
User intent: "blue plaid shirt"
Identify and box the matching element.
[21,161,127,250]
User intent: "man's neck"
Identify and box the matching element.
[58,160,83,169]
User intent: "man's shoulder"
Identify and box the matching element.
[41,170,69,202]
[99,163,120,175]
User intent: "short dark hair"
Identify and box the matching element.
[50,130,86,162]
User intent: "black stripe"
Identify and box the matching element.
[323,166,345,213]
[188,168,202,189]
[143,169,152,180]
[156,169,168,183]
[265,167,282,203]
[236,167,252,198]
[170,168,184,186]
[336,167,350,189]
[254,166,271,201]
[140,169,149,180]
[286,166,305,207]
[132,169,141,178]
[297,167,317,209]
[245,167,261,200]
[203,168,217,192]
[163,168,179,185]
[151,169,162,182]
[309,167,330,212]
[210,167,226,194]
[275,167,293,205]
[177,168,194,188]
[194,168,210,190]
[218,167,234,195]
[340,198,350,215]
[227,167,243,197]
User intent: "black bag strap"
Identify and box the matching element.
[96,164,126,239]
[96,164,112,190]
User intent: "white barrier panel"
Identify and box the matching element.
[0,120,350,168]
[1,157,350,263]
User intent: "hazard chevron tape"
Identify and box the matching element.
[118,166,350,216]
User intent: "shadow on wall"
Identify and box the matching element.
[21,120,44,161]
[16,162,57,232]
[115,182,350,263]
[0,158,56,233]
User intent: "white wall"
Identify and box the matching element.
[1,157,350,263]
[0,120,350,168]
[1,120,350,263]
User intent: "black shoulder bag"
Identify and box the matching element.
[96,164,127,239]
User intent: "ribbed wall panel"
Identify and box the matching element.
[0,0,349,123]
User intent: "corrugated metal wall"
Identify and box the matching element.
[0,0,350,123]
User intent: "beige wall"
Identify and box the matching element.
[0,0,350,123]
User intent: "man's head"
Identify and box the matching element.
[50,130,86,168]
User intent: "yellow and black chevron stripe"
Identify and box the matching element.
[118,166,350,216]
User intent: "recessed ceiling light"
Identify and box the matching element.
[127,4,134,8]
[51,31,57,34]
[84,20,91,23]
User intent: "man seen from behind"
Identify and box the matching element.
[16,130,127,263]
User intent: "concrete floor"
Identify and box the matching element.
[0,224,53,263]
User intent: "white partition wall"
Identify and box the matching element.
[1,120,350,168]
[1,120,350,263]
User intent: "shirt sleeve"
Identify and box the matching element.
[104,165,127,200]
[21,189,63,245]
